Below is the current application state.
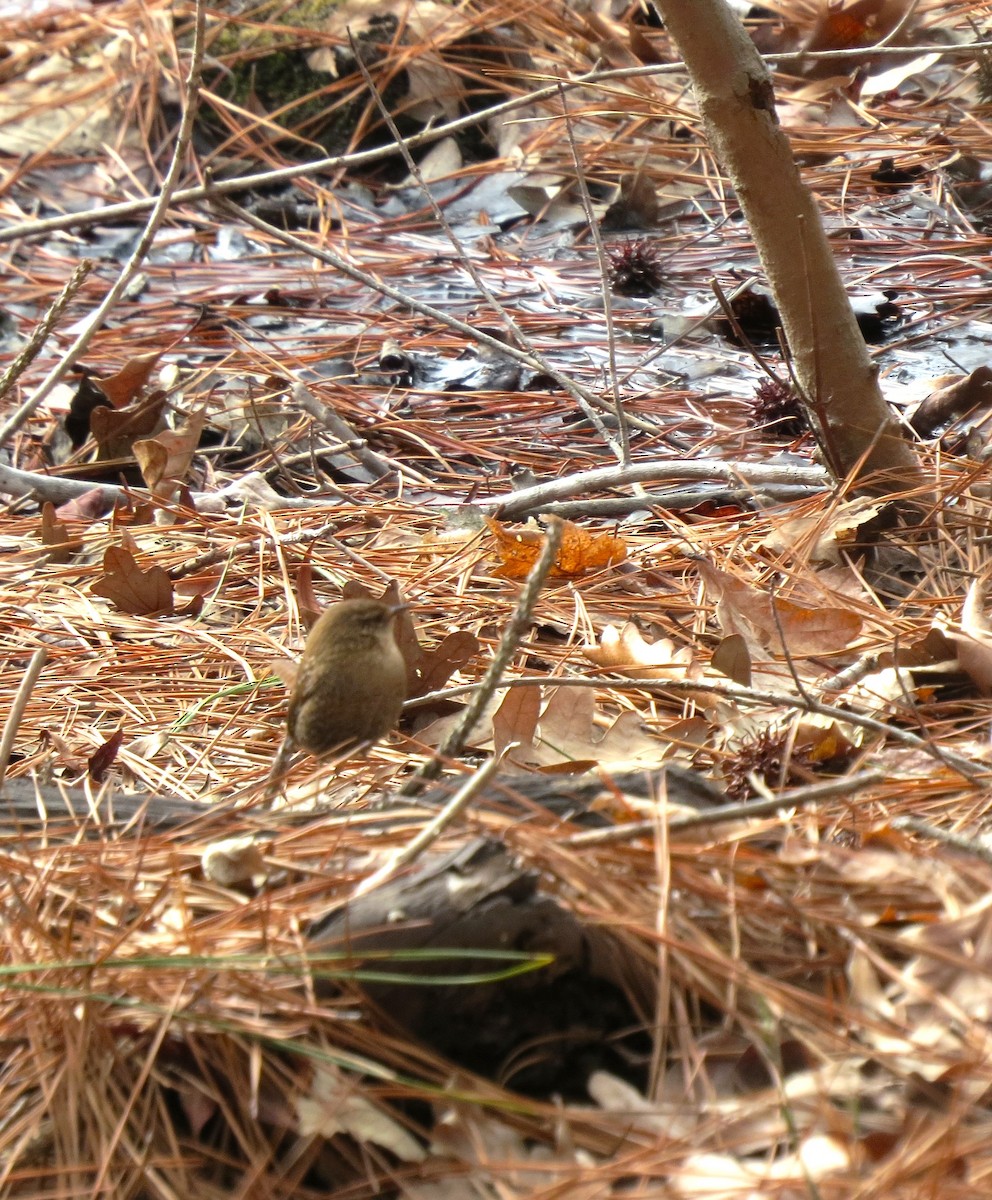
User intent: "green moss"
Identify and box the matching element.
[187,0,459,160]
[210,1,340,57]
[197,1,373,155]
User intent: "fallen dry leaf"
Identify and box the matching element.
[88,727,123,782]
[295,562,323,630]
[793,716,856,764]
[96,349,164,407]
[305,0,477,135]
[760,496,890,565]
[711,633,751,686]
[91,546,174,616]
[694,559,862,657]
[413,691,504,748]
[486,517,626,580]
[583,620,694,679]
[40,501,80,562]
[495,685,667,773]
[91,392,168,460]
[416,630,480,694]
[492,683,540,760]
[297,1064,425,1162]
[133,408,207,493]
[900,894,992,1023]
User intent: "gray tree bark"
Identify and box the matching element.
[653,0,926,494]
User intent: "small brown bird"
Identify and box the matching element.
[286,598,408,756]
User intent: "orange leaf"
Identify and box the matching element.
[485,517,543,578]
[486,517,627,580]
[556,520,628,575]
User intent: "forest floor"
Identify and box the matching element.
[3,0,992,1196]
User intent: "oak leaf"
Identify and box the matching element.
[417,630,480,694]
[695,559,862,657]
[583,621,693,679]
[91,546,174,615]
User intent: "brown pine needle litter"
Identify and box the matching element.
[4,0,992,1195]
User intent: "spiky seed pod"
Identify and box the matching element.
[606,239,666,297]
[752,379,808,438]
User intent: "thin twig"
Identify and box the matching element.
[566,770,887,847]
[400,516,565,795]
[0,649,47,787]
[167,518,343,582]
[353,751,509,897]
[0,260,93,418]
[891,814,992,866]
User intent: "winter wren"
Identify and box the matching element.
[286,599,408,755]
